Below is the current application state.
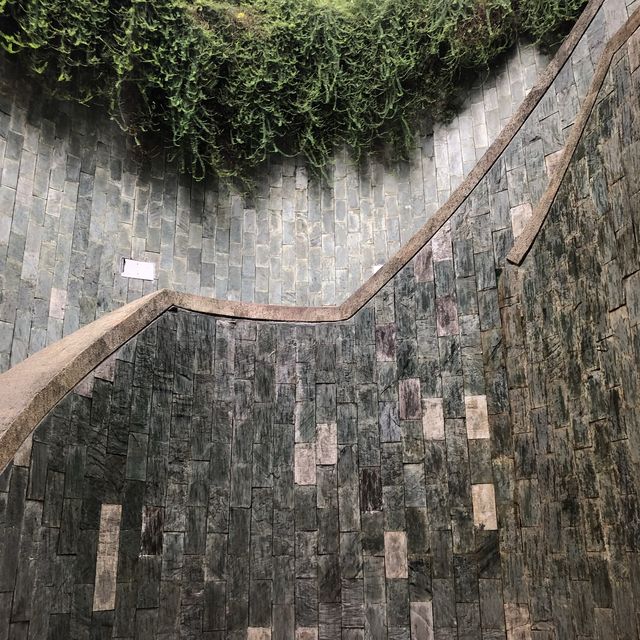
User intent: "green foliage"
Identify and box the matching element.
[517,0,589,49]
[0,0,586,179]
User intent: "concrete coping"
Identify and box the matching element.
[0,0,624,474]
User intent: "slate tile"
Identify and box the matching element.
[296,531,318,577]
[251,580,274,628]
[317,423,338,465]
[295,485,318,531]
[334,399,357,443]
[295,402,316,443]
[204,581,227,631]
[316,384,337,423]
[422,398,445,440]
[296,578,318,627]
[386,579,410,627]
[26,440,48,501]
[405,507,429,556]
[291,442,317,491]
[340,532,363,579]
[465,395,490,439]
[58,498,82,554]
[385,532,408,579]
[226,555,250,631]
[228,507,250,557]
[42,470,65,527]
[360,468,383,512]
[253,442,273,488]
[230,461,252,507]
[404,464,426,507]
[273,508,294,556]
[317,506,339,554]
[317,465,337,509]
[361,511,384,557]
[377,361,399,403]
[401,421,424,463]
[383,485,406,530]
[399,379,422,420]
[379,402,401,442]
[375,325,397,361]
[318,603,341,640]
[273,555,295,605]
[272,604,295,640]
[432,578,456,629]
[342,579,365,628]
[135,555,162,608]
[207,487,230,533]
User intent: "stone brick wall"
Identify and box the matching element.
[499,33,640,638]
[0,295,505,639]
[1,5,640,640]
[3,29,640,632]
[0,0,635,376]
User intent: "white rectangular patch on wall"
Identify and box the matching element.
[121,258,156,281]
[93,504,122,611]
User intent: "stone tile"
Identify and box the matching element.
[471,484,498,531]
[295,443,317,485]
[504,603,531,640]
[410,602,434,640]
[465,395,490,439]
[510,203,533,238]
[49,287,67,320]
[375,324,396,361]
[544,149,565,176]
[432,227,453,262]
[316,423,337,465]
[422,398,445,440]
[93,504,122,611]
[399,379,422,420]
[414,245,434,282]
[436,296,459,337]
[384,532,408,579]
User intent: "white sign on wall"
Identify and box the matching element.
[121,258,157,281]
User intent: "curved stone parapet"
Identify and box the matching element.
[1,4,640,639]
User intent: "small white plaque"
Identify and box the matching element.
[121,258,156,281]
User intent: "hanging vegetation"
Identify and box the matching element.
[0,0,586,179]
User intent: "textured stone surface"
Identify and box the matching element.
[0,0,629,375]
[93,504,122,611]
[1,3,640,638]
[0,37,548,343]
[499,30,640,639]
[0,283,501,636]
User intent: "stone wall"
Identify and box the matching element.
[0,0,634,375]
[499,32,640,638]
[0,294,505,639]
[1,4,640,640]
[2,24,640,637]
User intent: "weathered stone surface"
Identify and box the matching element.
[465,395,490,439]
[422,397,445,440]
[316,423,337,465]
[92,504,122,611]
[471,484,498,531]
[410,601,434,640]
[295,443,316,486]
[399,379,422,420]
[3,16,640,636]
[385,532,408,580]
